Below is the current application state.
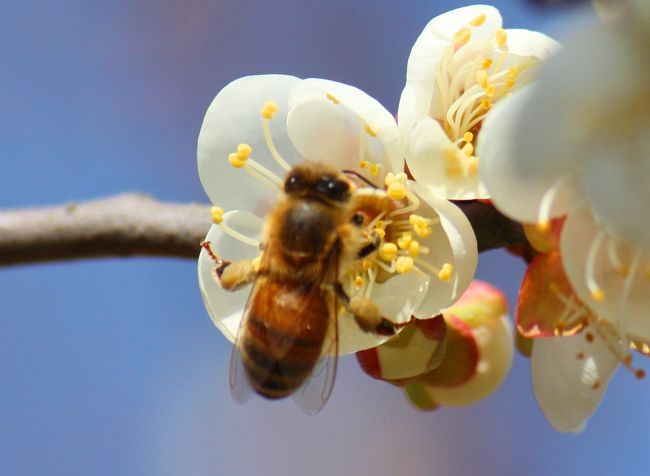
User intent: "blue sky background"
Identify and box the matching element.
[1,1,648,475]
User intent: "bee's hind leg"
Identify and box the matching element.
[333,283,397,336]
[201,241,257,291]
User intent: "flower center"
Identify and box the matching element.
[434,14,540,179]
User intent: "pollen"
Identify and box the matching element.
[260,101,279,119]
[373,227,386,239]
[396,256,415,274]
[408,240,421,257]
[397,232,413,250]
[480,99,491,110]
[495,28,508,46]
[228,152,247,168]
[414,224,432,238]
[326,93,340,104]
[470,13,486,27]
[438,263,454,282]
[236,143,252,159]
[210,206,224,224]
[354,275,366,288]
[591,287,606,302]
[387,182,408,200]
[453,27,472,47]
[359,159,369,168]
[380,242,398,261]
[370,163,380,177]
[251,255,262,272]
[482,58,493,69]
[364,123,377,137]
[463,131,474,143]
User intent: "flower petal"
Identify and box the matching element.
[531,325,620,432]
[504,29,560,59]
[197,212,264,343]
[197,74,301,213]
[406,117,488,199]
[409,181,478,317]
[561,208,650,342]
[398,5,502,133]
[288,79,403,177]
[478,86,583,223]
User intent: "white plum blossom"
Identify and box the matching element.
[398,4,559,200]
[479,4,650,431]
[197,75,478,355]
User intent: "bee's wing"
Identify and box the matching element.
[291,308,338,414]
[228,277,264,404]
[292,247,341,414]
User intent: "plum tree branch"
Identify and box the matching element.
[0,194,528,267]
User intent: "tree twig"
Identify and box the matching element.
[0,194,528,267]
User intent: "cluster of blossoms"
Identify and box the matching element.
[196,3,649,431]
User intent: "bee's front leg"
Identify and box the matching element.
[201,241,257,291]
[333,283,396,336]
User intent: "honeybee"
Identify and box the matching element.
[202,161,393,413]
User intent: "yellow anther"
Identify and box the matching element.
[536,220,550,233]
[228,152,247,168]
[359,160,369,169]
[484,83,496,97]
[380,242,398,261]
[210,206,224,224]
[373,227,386,239]
[394,172,408,183]
[480,99,491,110]
[463,131,474,143]
[505,79,515,89]
[364,123,377,137]
[408,240,420,257]
[476,70,488,88]
[251,255,262,272]
[370,163,380,177]
[482,58,493,69]
[375,220,386,229]
[496,28,508,46]
[326,93,340,104]
[409,214,428,228]
[507,67,519,78]
[260,101,279,119]
[362,259,374,270]
[384,172,396,186]
[354,276,366,288]
[470,13,486,27]
[591,287,605,302]
[396,256,415,274]
[387,182,407,200]
[462,142,474,156]
[236,143,252,159]
[453,27,472,46]
[467,156,479,175]
[438,263,454,282]
[414,224,432,238]
[397,232,413,250]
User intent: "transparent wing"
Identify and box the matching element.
[292,305,339,414]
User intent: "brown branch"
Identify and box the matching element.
[0,194,212,266]
[0,194,529,267]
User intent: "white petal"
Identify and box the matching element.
[197,74,301,213]
[408,181,478,317]
[289,79,402,176]
[197,212,265,343]
[399,5,502,131]
[561,208,650,342]
[504,29,560,59]
[337,312,392,356]
[406,116,487,200]
[531,327,619,432]
[584,116,650,246]
[478,86,583,223]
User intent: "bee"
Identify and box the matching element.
[202,161,393,413]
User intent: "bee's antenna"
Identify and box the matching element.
[342,170,378,189]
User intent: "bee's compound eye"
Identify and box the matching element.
[284,174,304,193]
[351,212,365,226]
[317,177,350,202]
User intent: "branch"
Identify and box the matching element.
[0,194,528,267]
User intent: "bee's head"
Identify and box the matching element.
[283,162,353,203]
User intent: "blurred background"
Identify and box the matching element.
[1,1,647,475]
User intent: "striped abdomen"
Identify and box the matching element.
[242,278,330,399]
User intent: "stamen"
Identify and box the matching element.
[380,243,398,261]
[326,93,340,104]
[370,163,380,177]
[387,182,407,200]
[261,115,291,172]
[585,229,606,302]
[397,232,413,250]
[359,160,369,168]
[260,101,278,119]
[438,263,454,281]
[396,256,414,274]
[219,217,260,249]
[536,177,567,232]
[463,131,474,143]
[453,27,472,48]
[470,13,486,27]
[210,206,224,224]
[408,240,421,257]
[364,123,377,137]
[354,275,365,288]
[495,28,508,46]
[607,240,628,276]
[228,144,282,189]
[482,58,493,69]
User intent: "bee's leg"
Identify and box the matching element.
[333,283,397,336]
[200,241,257,291]
[356,230,381,259]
